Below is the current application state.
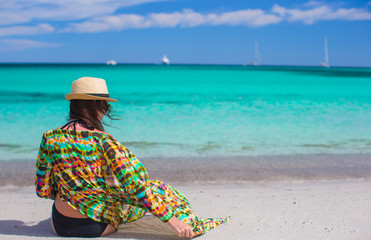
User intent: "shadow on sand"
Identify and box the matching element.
[110,215,184,240]
[0,218,55,237]
[0,216,188,240]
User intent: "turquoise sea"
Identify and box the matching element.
[1,64,371,161]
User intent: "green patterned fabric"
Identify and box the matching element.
[36,129,229,235]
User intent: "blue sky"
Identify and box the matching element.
[0,0,370,66]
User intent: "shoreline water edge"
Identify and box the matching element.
[1,153,371,186]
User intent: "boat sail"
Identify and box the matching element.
[320,36,329,67]
[161,55,170,65]
[248,41,261,66]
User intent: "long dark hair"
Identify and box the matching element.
[69,100,116,131]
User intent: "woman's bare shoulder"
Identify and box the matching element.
[92,129,108,134]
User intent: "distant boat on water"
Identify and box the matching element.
[320,36,330,68]
[248,41,261,66]
[161,55,170,65]
[106,60,117,65]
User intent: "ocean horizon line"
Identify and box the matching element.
[0,62,370,69]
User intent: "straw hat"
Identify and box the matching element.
[65,77,117,102]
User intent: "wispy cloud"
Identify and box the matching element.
[0,24,55,37]
[272,3,371,24]
[0,39,61,51]
[62,9,281,33]
[206,9,281,27]
[0,1,370,35]
[0,0,165,26]
[62,2,371,33]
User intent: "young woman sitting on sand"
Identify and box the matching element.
[35,77,229,238]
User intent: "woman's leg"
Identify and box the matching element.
[101,224,117,236]
[149,180,230,237]
[51,216,57,235]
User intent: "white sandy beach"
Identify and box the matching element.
[0,179,370,240]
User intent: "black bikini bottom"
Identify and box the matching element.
[52,203,108,237]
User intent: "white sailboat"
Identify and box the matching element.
[248,41,261,66]
[161,55,170,65]
[106,60,117,65]
[320,36,329,67]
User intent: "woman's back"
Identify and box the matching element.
[36,128,151,227]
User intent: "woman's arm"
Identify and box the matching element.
[104,139,173,222]
[35,133,55,199]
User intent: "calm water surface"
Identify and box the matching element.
[1,64,370,161]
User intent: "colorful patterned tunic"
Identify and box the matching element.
[35,129,229,236]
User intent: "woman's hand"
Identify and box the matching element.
[167,216,195,238]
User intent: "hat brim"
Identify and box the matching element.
[65,93,118,102]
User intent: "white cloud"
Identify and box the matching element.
[284,5,332,24]
[0,1,370,35]
[0,24,55,37]
[272,3,371,24]
[149,9,206,27]
[0,39,61,51]
[62,14,149,33]
[206,9,281,27]
[63,8,282,33]
[271,4,286,17]
[0,11,30,26]
[61,2,371,33]
[327,7,371,20]
[0,0,165,25]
